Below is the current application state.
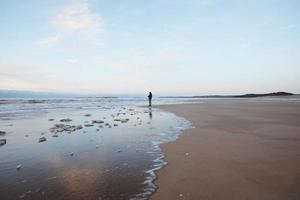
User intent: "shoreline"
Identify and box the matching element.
[150,100,300,200]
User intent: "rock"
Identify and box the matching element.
[76,125,83,130]
[48,119,54,121]
[84,124,94,127]
[49,124,82,133]
[70,152,74,156]
[96,129,99,131]
[39,137,47,143]
[114,118,129,123]
[0,139,7,145]
[114,124,118,127]
[84,114,91,117]
[99,125,104,128]
[52,134,58,138]
[0,131,6,135]
[60,118,72,122]
[16,164,22,170]
[92,120,104,124]
[96,145,99,149]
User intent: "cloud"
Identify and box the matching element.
[38,35,59,46]
[0,62,85,92]
[53,2,103,36]
[66,58,79,64]
[39,2,103,46]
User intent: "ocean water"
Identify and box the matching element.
[0,97,197,200]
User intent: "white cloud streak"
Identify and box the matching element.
[53,2,103,36]
[0,62,85,92]
[38,35,59,46]
[39,2,103,46]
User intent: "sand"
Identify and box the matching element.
[151,100,300,200]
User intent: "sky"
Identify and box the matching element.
[0,0,299,95]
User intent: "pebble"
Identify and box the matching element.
[84,124,94,127]
[0,131,6,135]
[48,119,54,121]
[60,118,72,122]
[92,120,104,124]
[84,114,91,117]
[70,152,74,156]
[16,164,22,170]
[39,137,47,143]
[0,139,7,145]
[114,118,129,123]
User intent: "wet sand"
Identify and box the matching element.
[151,100,300,200]
[0,103,190,200]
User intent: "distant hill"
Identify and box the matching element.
[234,92,294,98]
[160,92,294,99]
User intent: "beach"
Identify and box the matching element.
[151,99,300,200]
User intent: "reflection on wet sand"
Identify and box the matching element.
[59,167,101,199]
[149,107,153,120]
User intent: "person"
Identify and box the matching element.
[148,92,152,107]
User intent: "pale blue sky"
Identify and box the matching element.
[0,0,299,95]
